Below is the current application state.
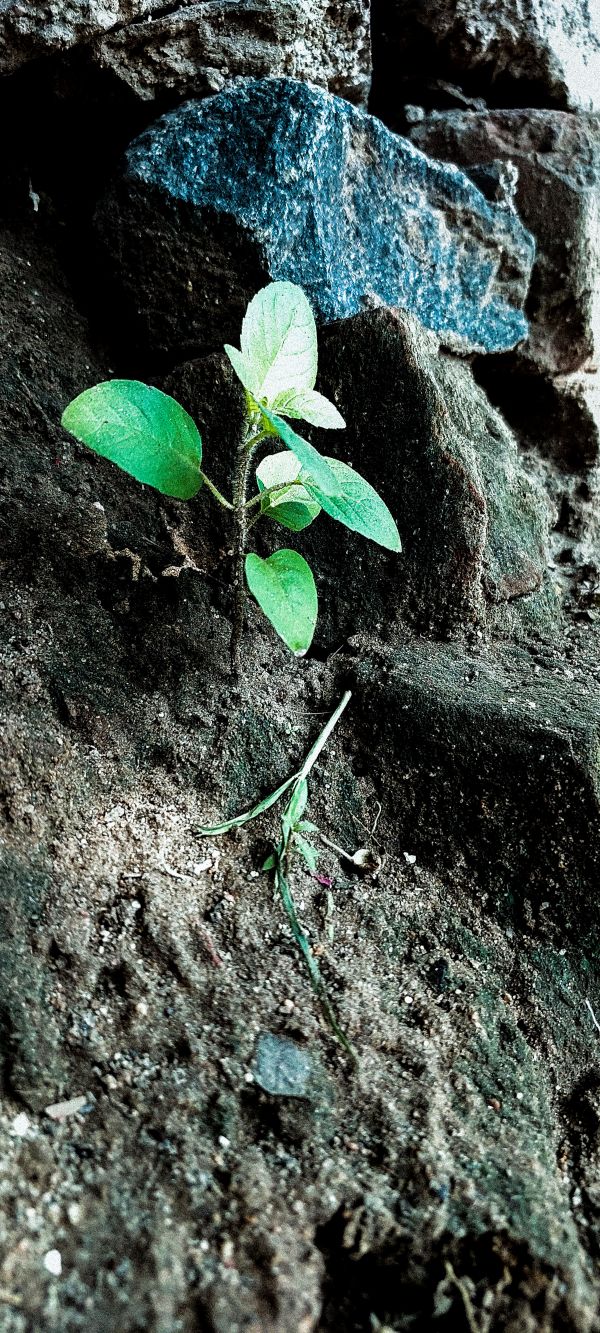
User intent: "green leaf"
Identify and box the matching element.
[285,778,309,828]
[197,773,296,836]
[245,550,318,656]
[296,820,319,834]
[293,834,318,872]
[271,386,345,430]
[234,281,318,402]
[303,458,402,552]
[256,452,320,532]
[262,852,278,871]
[258,407,339,498]
[62,380,203,500]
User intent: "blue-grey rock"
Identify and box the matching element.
[97,77,535,360]
[408,110,600,378]
[252,1032,314,1098]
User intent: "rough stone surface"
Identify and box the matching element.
[477,360,600,472]
[0,0,370,105]
[96,0,371,106]
[0,0,164,73]
[370,0,600,120]
[2,191,600,1333]
[97,77,535,361]
[352,637,600,950]
[161,310,556,644]
[306,307,555,639]
[409,110,600,378]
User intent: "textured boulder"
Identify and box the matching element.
[477,360,600,472]
[0,0,163,72]
[0,0,370,105]
[2,182,600,1333]
[96,77,535,361]
[370,0,600,119]
[352,635,600,946]
[409,110,600,378]
[96,1,371,105]
[161,309,555,643]
[298,307,553,640]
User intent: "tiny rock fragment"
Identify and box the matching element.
[44,1095,89,1121]
[351,847,382,874]
[252,1032,314,1099]
[43,1250,62,1277]
[11,1113,30,1136]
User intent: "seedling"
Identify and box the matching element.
[199,690,356,1058]
[61,282,401,672]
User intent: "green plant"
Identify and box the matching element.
[199,690,356,1058]
[62,282,401,672]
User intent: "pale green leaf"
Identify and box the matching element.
[62,380,202,500]
[238,281,318,402]
[303,457,402,552]
[271,387,345,430]
[223,344,255,396]
[262,852,277,871]
[245,550,318,656]
[293,834,318,872]
[285,778,309,829]
[256,451,320,532]
[197,773,296,836]
[258,407,339,498]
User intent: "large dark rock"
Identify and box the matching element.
[370,0,600,120]
[162,309,556,645]
[0,0,165,73]
[352,633,600,951]
[0,1,370,107]
[96,0,371,106]
[302,307,555,641]
[408,110,600,378]
[96,77,535,361]
[408,109,600,576]
[476,360,600,473]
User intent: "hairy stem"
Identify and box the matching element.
[229,421,271,674]
[198,469,234,510]
[230,439,254,675]
[243,478,304,512]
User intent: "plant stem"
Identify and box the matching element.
[275,852,357,1062]
[228,418,292,672]
[230,436,255,675]
[297,689,352,781]
[243,478,304,512]
[244,426,269,452]
[198,469,234,511]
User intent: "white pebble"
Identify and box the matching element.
[12,1113,30,1136]
[43,1250,62,1276]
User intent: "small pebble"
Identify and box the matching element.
[43,1251,62,1277]
[12,1113,30,1137]
[253,1032,314,1099]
